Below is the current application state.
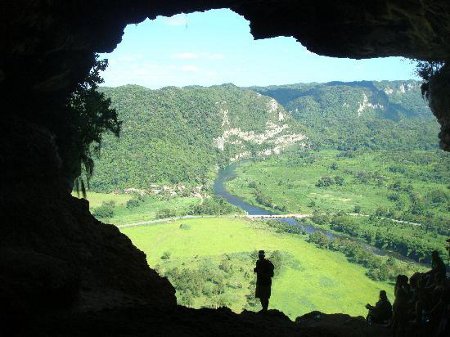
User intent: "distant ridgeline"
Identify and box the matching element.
[91,81,438,192]
[91,84,307,192]
[252,80,438,150]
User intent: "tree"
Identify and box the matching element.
[63,55,121,195]
[156,208,177,219]
[92,201,115,219]
[415,60,449,150]
[415,61,445,100]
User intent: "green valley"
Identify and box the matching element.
[90,84,307,192]
[77,80,448,317]
[120,217,396,319]
[225,150,449,262]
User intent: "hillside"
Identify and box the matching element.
[252,80,439,150]
[90,81,439,192]
[90,84,306,192]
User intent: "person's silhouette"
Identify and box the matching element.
[254,250,274,312]
[365,290,392,324]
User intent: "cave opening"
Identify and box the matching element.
[2,2,449,336]
[80,9,449,319]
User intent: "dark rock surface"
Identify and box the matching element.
[19,306,393,337]
[1,1,449,149]
[1,1,449,336]
[296,311,390,337]
[0,118,176,329]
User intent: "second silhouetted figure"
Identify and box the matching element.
[254,250,274,312]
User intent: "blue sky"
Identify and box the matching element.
[100,9,418,89]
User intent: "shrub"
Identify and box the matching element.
[334,176,345,186]
[248,181,257,188]
[126,194,145,209]
[161,251,171,260]
[179,223,191,230]
[316,176,334,187]
[92,201,115,219]
[156,208,177,219]
[330,162,338,170]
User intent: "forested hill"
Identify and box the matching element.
[90,84,307,192]
[90,81,439,192]
[252,80,439,150]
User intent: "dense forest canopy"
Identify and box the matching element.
[90,84,307,191]
[89,80,438,192]
[252,80,438,150]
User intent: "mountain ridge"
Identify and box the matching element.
[90,80,438,192]
[91,84,306,192]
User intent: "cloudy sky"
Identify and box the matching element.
[100,9,418,89]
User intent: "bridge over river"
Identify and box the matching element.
[214,163,423,264]
[245,214,311,220]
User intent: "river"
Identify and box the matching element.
[213,163,419,262]
[214,162,346,235]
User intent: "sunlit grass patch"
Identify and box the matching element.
[121,217,394,319]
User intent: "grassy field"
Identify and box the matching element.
[226,150,449,217]
[74,191,200,225]
[224,150,449,262]
[76,191,132,208]
[121,217,395,319]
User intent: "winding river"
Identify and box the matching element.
[214,163,418,262]
[214,162,343,235]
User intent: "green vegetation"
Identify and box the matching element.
[226,150,449,263]
[121,217,397,318]
[81,80,446,318]
[85,80,438,197]
[79,192,199,225]
[307,212,447,263]
[79,191,241,225]
[58,56,121,194]
[261,219,425,282]
[253,80,438,150]
[90,84,304,192]
[77,191,132,209]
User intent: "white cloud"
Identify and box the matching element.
[206,53,225,60]
[181,65,199,72]
[172,52,198,60]
[163,14,188,26]
[172,52,225,60]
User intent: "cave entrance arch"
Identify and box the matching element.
[2,1,450,330]
[82,8,444,318]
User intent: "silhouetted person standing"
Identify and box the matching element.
[254,250,274,312]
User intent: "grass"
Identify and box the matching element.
[73,191,132,209]
[73,192,201,225]
[109,196,199,225]
[226,150,449,219]
[121,217,395,319]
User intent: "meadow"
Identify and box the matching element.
[226,150,449,217]
[75,191,200,225]
[77,148,445,316]
[225,149,449,261]
[120,217,395,319]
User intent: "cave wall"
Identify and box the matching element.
[1,0,450,319]
[0,117,176,320]
[1,0,450,149]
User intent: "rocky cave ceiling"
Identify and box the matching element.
[1,0,450,148]
[1,2,450,332]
